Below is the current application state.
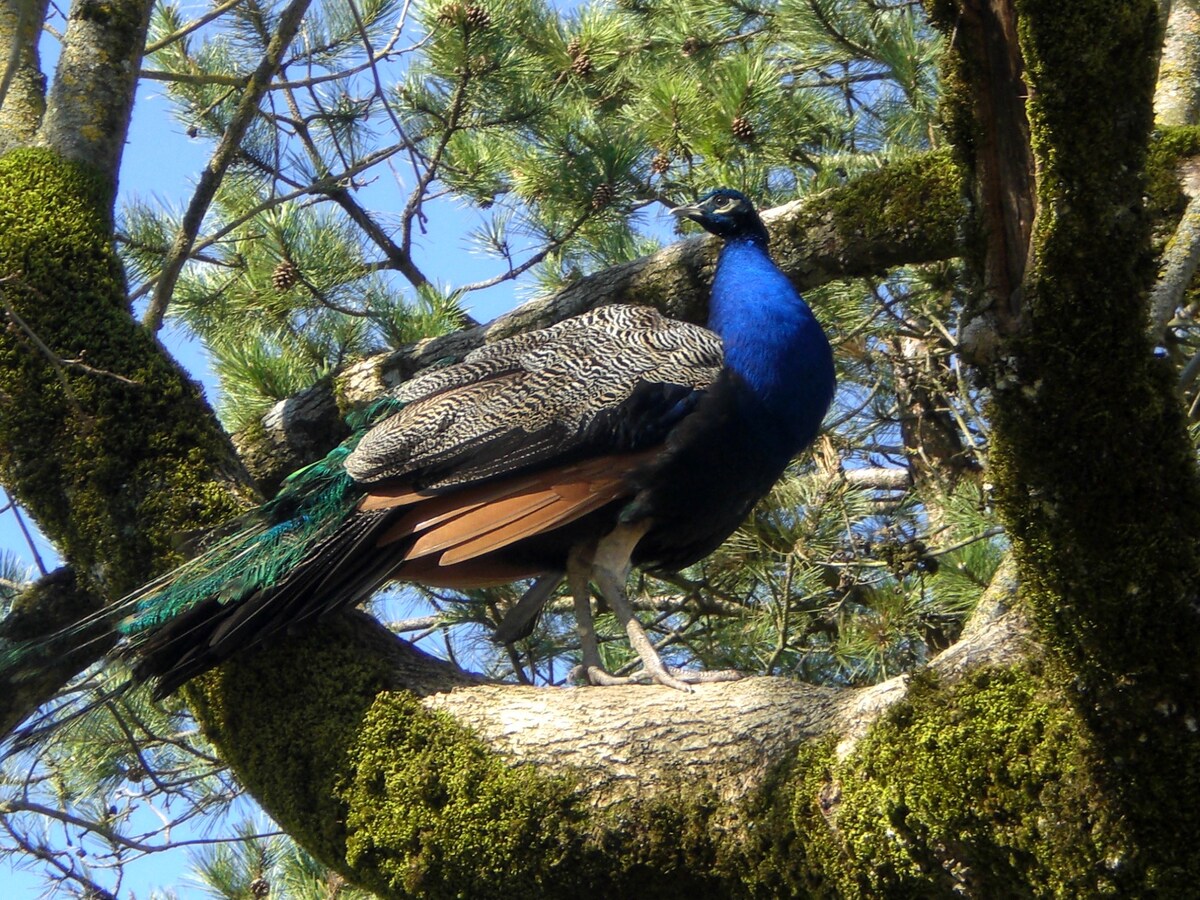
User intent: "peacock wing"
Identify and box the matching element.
[344,305,724,488]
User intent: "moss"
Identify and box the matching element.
[830,669,1124,896]
[1144,125,1200,219]
[980,2,1200,691]
[191,614,747,899]
[709,666,1153,899]
[340,693,580,897]
[821,150,964,256]
[0,147,249,596]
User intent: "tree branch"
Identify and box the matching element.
[35,0,153,183]
[187,563,1030,897]
[1156,0,1200,126]
[938,0,1035,365]
[0,0,48,152]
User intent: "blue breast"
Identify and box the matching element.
[625,235,836,571]
[707,238,836,455]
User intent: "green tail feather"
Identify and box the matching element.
[0,396,407,686]
[120,395,407,638]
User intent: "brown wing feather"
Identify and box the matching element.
[362,461,583,523]
[358,483,432,511]
[406,489,562,558]
[437,484,625,565]
[395,556,546,589]
[367,450,658,571]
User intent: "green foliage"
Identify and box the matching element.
[122,0,948,429]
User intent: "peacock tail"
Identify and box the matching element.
[120,396,407,638]
[1,396,408,679]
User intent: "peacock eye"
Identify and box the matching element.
[714,198,738,214]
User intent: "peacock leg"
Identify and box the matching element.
[566,544,628,686]
[584,522,696,692]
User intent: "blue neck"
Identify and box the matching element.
[707,237,836,452]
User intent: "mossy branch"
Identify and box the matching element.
[191,573,1042,899]
[0,148,256,731]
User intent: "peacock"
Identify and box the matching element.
[5,189,836,698]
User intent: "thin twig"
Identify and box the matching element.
[0,278,139,388]
[4,489,46,575]
[144,0,315,333]
[456,212,593,294]
[143,0,247,54]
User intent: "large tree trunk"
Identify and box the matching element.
[0,0,253,737]
[3,1,1200,897]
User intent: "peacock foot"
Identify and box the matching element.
[569,664,744,691]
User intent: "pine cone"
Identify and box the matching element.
[464,4,491,29]
[680,36,701,56]
[249,876,271,899]
[731,115,755,143]
[650,152,671,175]
[591,182,616,210]
[272,260,299,293]
[437,1,465,25]
[567,36,582,59]
[571,53,594,78]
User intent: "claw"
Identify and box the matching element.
[567,524,742,693]
[569,664,741,690]
[569,664,692,691]
[569,665,640,686]
[664,666,744,684]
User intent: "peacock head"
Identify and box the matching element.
[670,189,770,244]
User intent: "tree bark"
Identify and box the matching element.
[0,0,48,152]
[36,0,153,184]
[1157,0,1200,125]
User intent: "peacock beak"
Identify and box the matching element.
[670,202,706,224]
